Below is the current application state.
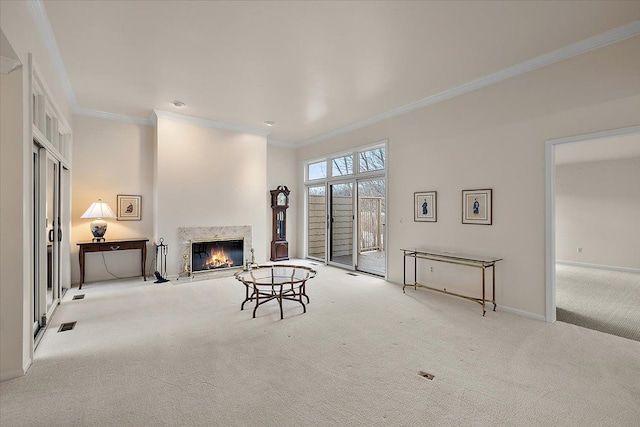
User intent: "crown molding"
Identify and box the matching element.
[0,56,22,74]
[153,110,270,137]
[74,106,153,126]
[267,139,296,148]
[29,0,639,147]
[28,0,77,107]
[298,20,640,147]
[545,125,640,146]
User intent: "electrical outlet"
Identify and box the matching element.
[577,247,583,253]
[430,267,434,272]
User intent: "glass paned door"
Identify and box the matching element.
[357,179,386,276]
[34,145,61,335]
[32,145,41,334]
[307,185,327,261]
[329,182,354,268]
[45,153,60,314]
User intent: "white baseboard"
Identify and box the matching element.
[557,260,640,274]
[494,304,546,322]
[0,363,28,382]
[390,280,546,322]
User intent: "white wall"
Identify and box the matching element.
[266,143,297,258]
[0,2,72,121]
[155,116,268,276]
[71,115,155,284]
[556,157,640,269]
[0,70,30,380]
[1,1,73,381]
[297,35,640,318]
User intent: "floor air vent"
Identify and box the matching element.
[347,272,358,276]
[72,294,85,300]
[418,371,434,380]
[58,322,77,332]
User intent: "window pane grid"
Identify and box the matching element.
[331,155,354,177]
[308,161,327,180]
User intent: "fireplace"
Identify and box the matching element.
[190,238,244,273]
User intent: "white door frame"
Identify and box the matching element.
[544,125,640,322]
[328,180,356,270]
[355,176,386,276]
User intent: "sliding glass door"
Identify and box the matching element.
[33,144,62,336]
[357,178,386,276]
[306,185,327,262]
[329,182,355,268]
[304,143,386,276]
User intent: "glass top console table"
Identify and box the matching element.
[401,248,502,316]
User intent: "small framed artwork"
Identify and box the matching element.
[117,195,141,221]
[462,189,492,225]
[414,191,437,222]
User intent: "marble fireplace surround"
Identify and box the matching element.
[178,226,252,279]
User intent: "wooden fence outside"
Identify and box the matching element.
[308,195,384,258]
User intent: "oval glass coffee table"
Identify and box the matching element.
[234,264,317,319]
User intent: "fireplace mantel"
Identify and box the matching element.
[178,226,252,279]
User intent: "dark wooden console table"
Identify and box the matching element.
[77,238,149,289]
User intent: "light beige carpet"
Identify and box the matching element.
[1,261,639,426]
[556,263,640,342]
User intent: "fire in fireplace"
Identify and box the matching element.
[191,238,244,273]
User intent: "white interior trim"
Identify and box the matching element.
[494,304,546,322]
[0,357,31,382]
[153,110,270,137]
[0,368,27,382]
[27,1,640,145]
[267,139,297,148]
[545,125,640,323]
[298,21,640,146]
[388,280,545,321]
[557,260,640,274]
[0,56,22,74]
[74,106,153,126]
[27,0,77,107]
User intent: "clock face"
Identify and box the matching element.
[277,192,287,206]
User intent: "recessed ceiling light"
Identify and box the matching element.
[172,101,185,108]
[264,120,275,127]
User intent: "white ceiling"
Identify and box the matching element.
[41,1,640,144]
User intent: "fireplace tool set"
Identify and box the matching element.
[154,238,169,283]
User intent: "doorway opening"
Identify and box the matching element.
[545,126,640,341]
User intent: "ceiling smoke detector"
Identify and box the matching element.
[172,101,185,108]
[264,120,275,127]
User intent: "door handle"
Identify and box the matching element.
[58,227,62,242]
[48,229,54,242]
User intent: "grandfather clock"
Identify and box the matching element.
[270,185,290,261]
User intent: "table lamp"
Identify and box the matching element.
[81,199,117,242]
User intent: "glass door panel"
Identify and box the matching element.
[32,146,41,334]
[357,179,386,276]
[329,182,354,268]
[45,154,59,312]
[307,185,327,261]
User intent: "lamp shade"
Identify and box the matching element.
[81,199,117,219]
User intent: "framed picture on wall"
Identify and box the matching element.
[414,191,437,222]
[462,189,492,225]
[117,195,141,221]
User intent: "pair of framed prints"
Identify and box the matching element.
[414,189,492,225]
